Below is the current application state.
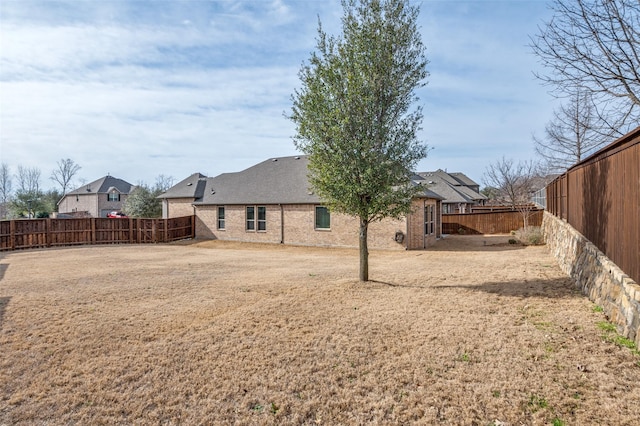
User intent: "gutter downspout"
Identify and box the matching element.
[279,204,284,244]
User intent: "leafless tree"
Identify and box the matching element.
[531,0,640,132]
[484,157,539,229]
[154,174,175,192]
[533,91,613,174]
[50,158,81,196]
[0,163,12,219]
[16,166,41,194]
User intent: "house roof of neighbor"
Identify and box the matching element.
[66,175,134,195]
[415,170,487,204]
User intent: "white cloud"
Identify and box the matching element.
[1,0,562,190]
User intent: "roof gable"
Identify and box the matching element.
[67,176,134,195]
[415,170,486,203]
[197,156,320,205]
[159,173,207,199]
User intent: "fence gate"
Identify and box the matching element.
[138,219,158,243]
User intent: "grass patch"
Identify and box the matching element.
[597,321,617,333]
[527,394,548,412]
[597,320,640,357]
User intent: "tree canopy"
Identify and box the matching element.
[123,175,174,218]
[290,0,429,281]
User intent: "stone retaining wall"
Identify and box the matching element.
[542,211,640,346]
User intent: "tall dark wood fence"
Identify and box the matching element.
[546,126,639,284]
[0,216,195,251]
[442,209,543,235]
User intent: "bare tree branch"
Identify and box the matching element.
[531,0,640,132]
[533,91,613,173]
[50,158,81,196]
[483,158,539,229]
[16,166,41,194]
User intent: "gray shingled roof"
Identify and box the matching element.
[158,173,207,199]
[165,155,443,206]
[415,171,486,203]
[449,172,479,187]
[195,156,321,205]
[67,175,134,195]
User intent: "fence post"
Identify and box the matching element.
[46,218,51,247]
[163,219,168,243]
[9,220,15,250]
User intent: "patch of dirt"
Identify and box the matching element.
[0,235,638,425]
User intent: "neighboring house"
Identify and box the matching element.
[58,175,134,218]
[159,172,208,219]
[160,155,444,250]
[414,170,487,213]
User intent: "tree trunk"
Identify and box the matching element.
[359,218,369,282]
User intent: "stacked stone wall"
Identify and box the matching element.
[542,211,640,346]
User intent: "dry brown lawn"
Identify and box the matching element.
[1,235,639,425]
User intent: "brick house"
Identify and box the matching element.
[57,175,134,218]
[160,156,443,250]
[414,170,486,213]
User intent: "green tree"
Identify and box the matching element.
[122,176,174,218]
[42,189,63,216]
[10,190,45,218]
[290,0,429,281]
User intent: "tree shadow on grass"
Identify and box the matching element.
[0,263,8,281]
[428,235,528,252]
[0,296,9,330]
[369,279,425,289]
[432,277,581,299]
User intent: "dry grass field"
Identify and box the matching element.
[1,235,639,425]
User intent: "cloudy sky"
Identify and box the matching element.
[0,0,558,190]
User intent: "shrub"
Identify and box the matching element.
[514,226,545,246]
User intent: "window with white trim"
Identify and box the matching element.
[246,206,266,231]
[246,206,255,230]
[108,192,120,202]
[257,206,266,231]
[217,206,225,230]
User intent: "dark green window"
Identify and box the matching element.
[315,206,331,229]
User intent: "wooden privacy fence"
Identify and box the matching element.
[0,216,195,251]
[546,126,639,284]
[442,209,543,235]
